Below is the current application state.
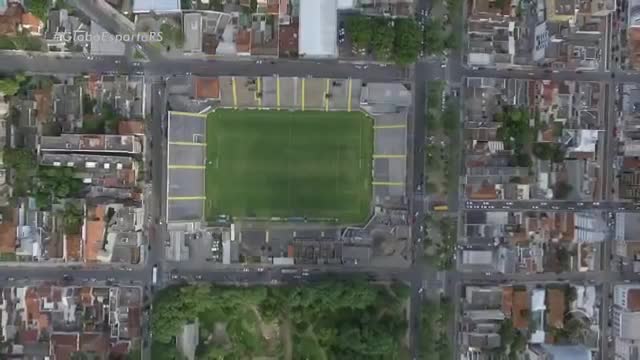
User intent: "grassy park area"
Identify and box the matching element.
[205,110,373,223]
[151,280,411,359]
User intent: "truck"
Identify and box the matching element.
[152,264,158,285]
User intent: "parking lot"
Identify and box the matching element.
[166,111,207,222]
[218,76,362,111]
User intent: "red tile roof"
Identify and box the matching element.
[547,288,566,328]
[278,21,299,56]
[51,333,79,359]
[80,333,109,354]
[84,206,106,262]
[623,157,640,169]
[0,3,23,36]
[627,288,640,311]
[0,222,16,254]
[21,12,43,33]
[20,329,39,344]
[194,77,220,99]
[118,120,145,135]
[236,30,251,53]
[512,290,529,330]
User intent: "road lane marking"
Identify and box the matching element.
[169,142,206,146]
[168,196,206,201]
[168,111,206,118]
[372,181,404,186]
[373,154,406,159]
[301,78,305,111]
[232,76,238,109]
[325,78,330,112]
[347,78,352,112]
[373,124,406,129]
[168,165,206,169]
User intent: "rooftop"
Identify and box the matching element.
[117,120,145,135]
[84,205,106,262]
[132,0,180,12]
[547,288,566,329]
[39,134,142,154]
[0,219,16,254]
[193,77,220,99]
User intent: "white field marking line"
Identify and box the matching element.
[359,118,363,169]
[336,144,340,198]
[287,124,292,212]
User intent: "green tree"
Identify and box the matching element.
[393,19,422,64]
[4,148,36,170]
[495,106,531,150]
[159,23,174,46]
[515,152,532,167]
[174,28,185,48]
[101,104,119,133]
[346,16,373,49]
[445,31,461,50]
[442,99,459,136]
[424,19,446,55]
[27,0,49,22]
[371,19,394,60]
[0,74,26,97]
[61,202,83,234]
[34,166,83,208]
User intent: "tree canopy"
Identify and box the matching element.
[346,16,422,64]
[27,0,49,22]
[152,280,409,359]
[34,166,83,208]
[0,74,26,97]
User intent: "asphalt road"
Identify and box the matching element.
[0,53,408,82]
[464,200,640,211]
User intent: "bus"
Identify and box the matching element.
[433,205,449,211]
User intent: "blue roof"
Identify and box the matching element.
[132,0,180,13]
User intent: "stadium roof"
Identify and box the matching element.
[298,0,337,58]
[133,0,180,13]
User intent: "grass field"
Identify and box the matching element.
[205,109,373,223]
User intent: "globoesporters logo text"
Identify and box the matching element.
[54,31,163,43]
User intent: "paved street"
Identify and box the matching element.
[0,53,408,82]
[464,200,640,211]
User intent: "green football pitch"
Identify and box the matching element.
[205,109,373,223]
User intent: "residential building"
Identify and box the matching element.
[298,0,337,58]
[39,134,143,154]
[613,285,640,340]
[0,285,141,358]
[615,212,640,258]
[132,0,181,13]
[527,344,593,360]
[183,13,203,53]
